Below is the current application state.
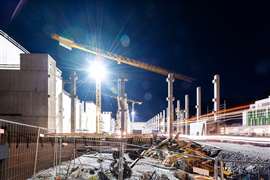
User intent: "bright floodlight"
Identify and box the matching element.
[89,60,107,81]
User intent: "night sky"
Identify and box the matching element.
[1,0,270,121]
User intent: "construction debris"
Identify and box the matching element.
[144,137,270,179]
[31,137,270,180]
[110,151,132,179]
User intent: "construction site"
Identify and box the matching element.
[0,1,270,180]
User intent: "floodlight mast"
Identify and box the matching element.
[52,34,194,137]
[88,60,107,134]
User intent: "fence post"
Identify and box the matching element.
[33,128,41,177]
[268,166,270,179]
[220,160,224,180]
[118,141,124,180]
[59,137,62,174]
[54,136,58,176]
[214,158,219,180]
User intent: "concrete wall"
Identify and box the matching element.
[75,98,81,131]
[55,70,63,132]
[0,54,51,127]
[81,101,96,133]
[102,112,112,133]
[62,91,71,133]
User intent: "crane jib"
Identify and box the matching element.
[52,34,194,82]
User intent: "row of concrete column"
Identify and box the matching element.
[146,74,220,136]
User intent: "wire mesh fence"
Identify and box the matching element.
[0,119,50,180]
[0,118,270,180]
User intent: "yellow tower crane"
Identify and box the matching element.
[51,34,194,137]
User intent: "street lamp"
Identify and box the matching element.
[89,59,108,134]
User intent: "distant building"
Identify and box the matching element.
[131,122,146,134]
[243,96,270,126]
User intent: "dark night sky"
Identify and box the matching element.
[1,0,270,121]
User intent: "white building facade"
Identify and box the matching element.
[243,96,270,126]
[0,30,114,134]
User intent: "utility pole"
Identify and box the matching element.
[167,73,175,138]
[70,72,78,132]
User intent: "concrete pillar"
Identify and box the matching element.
[159,112,162,132]
[196,87,201,121]
[163,110,166,133]
[155,116,158,131]
[212,74,220,113]
[131,102,135,132]
[118,78,128,136]
[176,100,181,133]
[70,72,78,132]
[166,107,169,134]
[185,94,189,135]
[166,73,175,138]
[95,80,101,133]
[157,114,160,131]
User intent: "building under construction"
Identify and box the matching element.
[0,31,270,180]
[0,30,114,134]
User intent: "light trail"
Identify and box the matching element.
[179,135,270,146]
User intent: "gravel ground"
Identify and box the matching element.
[197,142,270,160]
[31,153,178,180]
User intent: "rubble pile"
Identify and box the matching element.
[217,150,270,179]
[144,138,216,179]
[143,137,270,179]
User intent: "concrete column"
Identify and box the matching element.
[95,80,101,133]
[159,112,162,132]
[166,107,169,134]
[70,72,78,132]
[157,114,160,131]
[212,74,220,113]
[196,87,201,121]
[118,78,128,136]
[162,110,166,133]
[166,73,175,138]
[154,116,156,131]
[176,100,181,133]
[185,94,189,135]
